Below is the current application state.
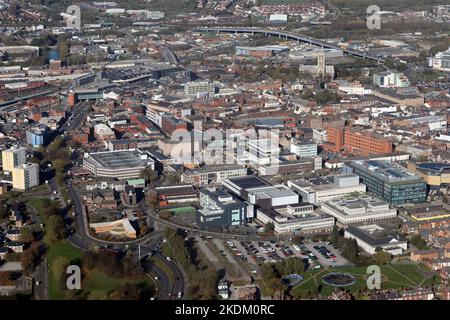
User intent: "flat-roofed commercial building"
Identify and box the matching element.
[154,185,198,207]
[290,138,318,158]
[343,160,427,206]
[258,157,321,176]
[182,164,247,186]
[184,81,215,97]
[408,162,450,191]
[344,224,408,255]
[319,195,397,227]
[223,176,298,210]
[428,46,450,72]
[343,127,393,155]
[245,138,281,166]
[2,146,26,173]
[83,149,155,179]
[197,188,252,229]
[288,174,366,204]
[256,202,334,235]
[90,218,137,239]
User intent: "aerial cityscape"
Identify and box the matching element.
[0,0,450,305]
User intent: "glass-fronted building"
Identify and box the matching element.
[26,125,49,147]
[343,160,427,206]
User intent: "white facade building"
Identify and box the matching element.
[344,224,408,255]
[319,195,397,226]
[288,174,366,204]
[256,203,334,235]
[428,46,450,72]
[290,138,318,158]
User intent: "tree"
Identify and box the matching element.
[373,250,391,265]
[87,290,108,300]
[410,234,427,250]
[264,222,275,234]
[331,225,340,245]
[20,226,36,243]
[0,204,8,220]
[260,263,277,282]
[57,35,69,59]
[343,238,358,262]
[51,256,70,286]
[163,173,181,185]
[139,220,148,236]
[20,242,45,274]
[268,277,286,297]
[142,168,157,184]
[44,215,65,246]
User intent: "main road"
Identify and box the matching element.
[194,26,386,63]
[64,183,185,300]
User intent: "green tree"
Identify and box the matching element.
[44,215,65,245]
[51,256,70,283]
[20,241,45,274]
[373,250,391,265]
[264,222,275,234]
[331,225,340,245]
[87,290,108,300]
[142,168,157,184]
[410,234,427,250]
[57,35,69,60]
[20,226,36,243]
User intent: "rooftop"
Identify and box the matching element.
[346,224,407,247]
[349,160,421,183]
[85,150,149,169]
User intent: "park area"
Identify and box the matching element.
[290,263,439,299]
[47,240,156,300]
[25,198,155,300]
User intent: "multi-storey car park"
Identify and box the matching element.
[83,149,155,179]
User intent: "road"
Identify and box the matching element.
[29,104,187,300]
[63,182,186,300]
[27,203,49,300]
[194,27,386,63]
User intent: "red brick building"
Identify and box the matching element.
[324,126,393,155]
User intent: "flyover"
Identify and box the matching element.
[194,27,386,63]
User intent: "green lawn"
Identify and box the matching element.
[26,197,53,224]
[47,240,155,299]
[290,263,437,299]
[29,184,50,194]
[47,240,85,300]
[161,243,174,259]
